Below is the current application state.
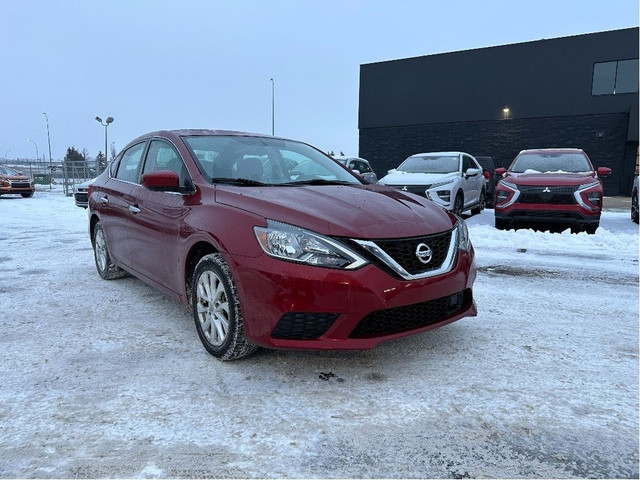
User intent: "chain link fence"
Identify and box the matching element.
[0,159,105,196]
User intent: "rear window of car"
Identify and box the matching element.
[510,152,592,173]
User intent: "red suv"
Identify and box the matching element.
[88,130,477,360]
[494,148,611,234]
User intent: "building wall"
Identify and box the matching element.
[360,112,632,195]
[359,28,639,196]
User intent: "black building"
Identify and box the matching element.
[359,27,639,195]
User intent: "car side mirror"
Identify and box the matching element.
[597,167,612,177]
[142,170,181,192]
[352,169,361,175]
[465,168,481,178]
[495,167,507,176]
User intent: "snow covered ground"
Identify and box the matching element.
[0,186,638,478]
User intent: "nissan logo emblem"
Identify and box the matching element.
[415,243,433,264]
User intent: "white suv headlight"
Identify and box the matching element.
[431,179,455,190]
[254,220,368,269]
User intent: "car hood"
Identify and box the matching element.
[504,172,597,186]
[214,183,454,238]
[379,171,457,185]
[0,174,30,181]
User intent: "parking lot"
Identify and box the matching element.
[0,187,637,478]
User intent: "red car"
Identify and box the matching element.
[0,166,35,198]
[88,130,477,360]
[494,148,611,234]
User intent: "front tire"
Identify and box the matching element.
[21,191,34,198]
[192,254,257,360]
[92,222,128,280]
[632,189,639,224]
[495,217,509,230]
[452,193,464,216]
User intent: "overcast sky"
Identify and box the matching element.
[1,0,637,161]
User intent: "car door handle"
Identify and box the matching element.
[100,196,109,204]
[129,205,141,214]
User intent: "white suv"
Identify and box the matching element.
[379,151,486,215]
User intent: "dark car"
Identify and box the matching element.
[494,148,611,234]
[474,156,497,208]
[88,129,477,360]
[632,176,638,224]
[0,166,35,198]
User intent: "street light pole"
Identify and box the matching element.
[28,139,39,160]
[270,78,275,136]
[4,149,12,160]
[95,116,114,174]
[44,112,53,190]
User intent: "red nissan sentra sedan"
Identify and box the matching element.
[88,130,477,360]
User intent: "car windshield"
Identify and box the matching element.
[510,152,592,173]
[183,136,361,186]
[0,166,19,175]
[397,155,459,174]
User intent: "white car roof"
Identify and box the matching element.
[408,151,469,157]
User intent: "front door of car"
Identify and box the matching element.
[126,139,189,295]
[100,142,147,269]
[461,155,482,206]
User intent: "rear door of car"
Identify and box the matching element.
[126,138,189,295]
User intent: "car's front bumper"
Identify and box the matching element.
[495,203,601,225]
[228,247,477,350]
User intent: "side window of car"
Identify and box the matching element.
[462,156,475,173]
[353,160,372,173]
[115,142,146,183]
[143,140,191,191]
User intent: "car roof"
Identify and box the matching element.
[409,151,470,157]
[122,129,303,152]
[333,155,368,161]
[518,148,585,155]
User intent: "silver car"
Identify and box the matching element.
[333,156,378,183]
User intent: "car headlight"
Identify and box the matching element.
[430,179,454,190]
[254,220,368,269]
[456,216,471,250]
[499,180,518,190]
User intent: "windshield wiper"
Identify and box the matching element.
[280,179,354,186]
[211,177,266,186]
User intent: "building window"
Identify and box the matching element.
[592,59,639,95]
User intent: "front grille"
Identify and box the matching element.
[517,185,577,205]
[373,231,452,275]
[271,312,339,340]
[74,192,88,203]
[349,290,470,338]
[10,181,31,188]
[391,185,431,197]
[509,210,584,220]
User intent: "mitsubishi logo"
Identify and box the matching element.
[415,243,433,264]
[401,186,408,191]
[542,187,551,193]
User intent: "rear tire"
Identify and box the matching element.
[92,222,128,280]
[471,189,485,215]
[192,254,258,360]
